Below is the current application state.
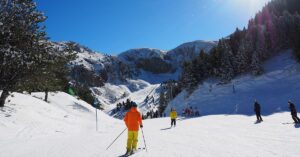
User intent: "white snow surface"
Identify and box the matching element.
[167,50,300,116]
[0,92,299,157]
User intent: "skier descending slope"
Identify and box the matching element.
[124,102,143,156]
[288,101,300,123]
[254,100,263,122]
[170,108,177,127]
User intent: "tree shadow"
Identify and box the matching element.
[68,102,90,112]
[160,127,172,131]
[282,122,300,128]
[177,116,201,121]
[282,122,294,125]
[254,120,262,124]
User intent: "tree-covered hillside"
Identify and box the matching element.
[180,0,300,92]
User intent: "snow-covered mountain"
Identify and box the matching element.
[117,40,217,75]
[54,40,216,82]
[53,42,110,72]
[1,91,299,157]
[165,40,217,66]
[53,42,126,82]
[51,40,216,114]
[118,48,173,74]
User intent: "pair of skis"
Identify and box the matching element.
[120,148,146,157]
[108,128,148,156]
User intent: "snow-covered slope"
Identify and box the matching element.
[166,50,300,116]
[0,92,117,136]
[91,79,161,115]
[0,93,299,157]
[53,42,111,72]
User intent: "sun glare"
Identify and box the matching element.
[230,0,271,14]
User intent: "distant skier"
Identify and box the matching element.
[288,101,300,123]
[182,109,185,116]
[170,108,177,127]
[195,107,200,117]
[254,100,263,122]
[190,107,194,117]
[124,103,143,155]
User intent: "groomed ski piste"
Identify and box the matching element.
[1,51,300,157]
[1,95,300,157]
[0,91,300,157]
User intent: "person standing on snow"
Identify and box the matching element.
[195,107,200,117]
[124,102,143,155]
[254,100,263,122]
[182,109,185,116]
[288,101,300,123]
[170,108,177,127]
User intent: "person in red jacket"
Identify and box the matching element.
[124,102,143,155]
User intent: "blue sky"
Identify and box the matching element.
[36,0,270,54]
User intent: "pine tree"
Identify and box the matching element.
[215,40,235,82]
[235,38,252,74]
[195,49,210,81]
[16,46,76,102]
[291,13,300,61]
[250,51,263,75]
[158,87,166,114]
[0,0,49,107]
[180,61,198,92]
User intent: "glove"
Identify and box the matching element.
[140,124,143,128]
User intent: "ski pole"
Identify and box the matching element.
[106,128,127,150]
[96,108,98,131]
[141,128,148,152]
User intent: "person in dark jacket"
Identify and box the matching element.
[288,101,300,123]
[254,100,263,122]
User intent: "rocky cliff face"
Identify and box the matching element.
[165,40,217,67]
